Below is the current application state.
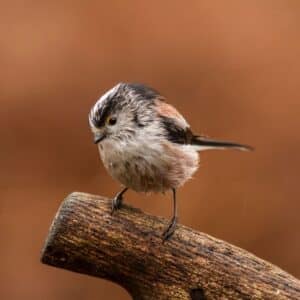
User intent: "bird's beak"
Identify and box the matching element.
[94,132,106,144]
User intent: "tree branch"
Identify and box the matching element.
[41,192,300,300]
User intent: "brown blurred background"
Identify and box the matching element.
[1,1,300,299]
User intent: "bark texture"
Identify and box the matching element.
[41,192,300,300]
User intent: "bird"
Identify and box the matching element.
[89,83,252,240]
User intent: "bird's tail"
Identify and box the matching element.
[191,136,253,152]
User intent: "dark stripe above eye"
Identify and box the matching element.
[90,82,160,128]
[92,98,118,128]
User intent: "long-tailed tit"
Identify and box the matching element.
[89,83,252,240]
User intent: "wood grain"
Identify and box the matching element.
[41,192,300,300]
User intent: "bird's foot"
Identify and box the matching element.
[162,216,178,242]
[111,193,123,215]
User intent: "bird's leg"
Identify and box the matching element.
[162,188,178,241]
[111,187,128,215]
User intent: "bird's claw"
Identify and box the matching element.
[111,194,123,215]
[162,216,178,242]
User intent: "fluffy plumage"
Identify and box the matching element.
[89,82,252,240]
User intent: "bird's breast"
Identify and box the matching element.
[98,139,199,193]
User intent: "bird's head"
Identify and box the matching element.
[89,83,163,144]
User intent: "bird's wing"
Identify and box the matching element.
[156,101,252,151]
[155,101,193,144]
[160,116,194,144]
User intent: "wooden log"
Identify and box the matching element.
[41,192,300,300]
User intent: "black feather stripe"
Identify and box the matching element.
[126,83,160,100]
[160,116,193,144]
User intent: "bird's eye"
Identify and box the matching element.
[107,116,117,126]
